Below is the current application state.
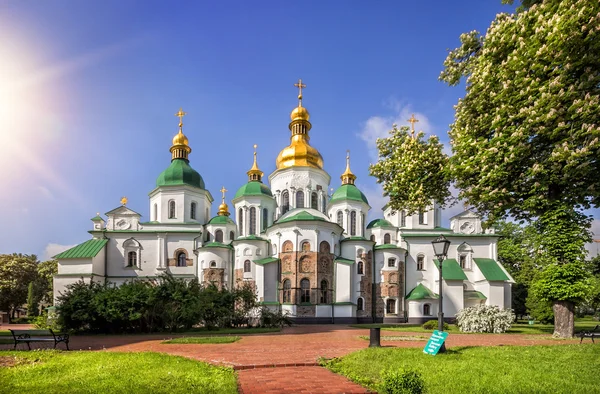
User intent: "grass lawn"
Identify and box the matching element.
[351,317,599,335]
[0,350,237,394]
[162,336,241,344]
[323,345,600,393]
[181,327,280,335]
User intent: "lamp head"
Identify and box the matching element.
[432,234,451,260]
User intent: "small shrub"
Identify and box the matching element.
[379,369,425,394]
[258,307,293,328]
[456,305,515,333]
[422,319,448,330]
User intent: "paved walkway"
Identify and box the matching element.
[1,325,577,393]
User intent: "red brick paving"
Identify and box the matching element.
[0,325,578,393]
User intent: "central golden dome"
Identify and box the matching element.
[172,130,189,146]
[275,83,323,170]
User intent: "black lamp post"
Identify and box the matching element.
[431,234,451,352]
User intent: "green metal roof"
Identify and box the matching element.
[464,290,487,300]
[334,257,355,265]
[406,283,439,300]
[207,215,235,225]
[276,210,328,224]
[329,184,369,205]
[236,235,268,241]
[433,258,468,280]
[367,218,395,229]
[374,244,402,250]
[340,236,371,242]
[156,158,205,189]
[474,258,511,281]
[54,239,108,259]
[234,181,273,199]
[201,242,233,249]
[90,215,104,222]
[254,257,279,265]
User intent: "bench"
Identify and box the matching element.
[578,325,600,343]
[9,329,70,350]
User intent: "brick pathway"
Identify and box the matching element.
[1,325,577,393]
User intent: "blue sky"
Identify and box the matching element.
[1,1,596,260]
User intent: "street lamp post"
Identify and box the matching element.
[431,234,451,353]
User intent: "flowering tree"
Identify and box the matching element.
[441,0,599,337]
[369,125,452,215]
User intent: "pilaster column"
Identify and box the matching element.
[157,233,166,269]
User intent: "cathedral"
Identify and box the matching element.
[53,82,514,323]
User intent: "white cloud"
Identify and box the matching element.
[42,243,76,261]
[361,183,389,220]
[358,103,433,162]
[37,186,53,199]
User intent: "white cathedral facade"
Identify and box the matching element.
[53,89,514,323]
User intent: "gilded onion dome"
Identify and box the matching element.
[217,186,230,216]
[275,79,324,170]
[170,108,191,161]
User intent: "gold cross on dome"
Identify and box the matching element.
[220,186,227,202]
[175,108,187,127]
[407,113,419,137]
[294,78,306,105]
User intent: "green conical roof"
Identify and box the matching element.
[156,159,205,189]
[329,184,369,205]
[406,283,439,300]
[234,181,273,199]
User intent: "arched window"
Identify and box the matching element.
[238,208,244,235]
[153,204,157,221]
[386,299,396,314]
[229,231,235,241]
[384,233,391,244]
[320,280,328,304]
[191,202,197,220]
[418,211,425,225]
[244,260,251,272]
[457,242,473,270]
[417,255,424,271]
[168,200,176,219]
[249,207,256,235]
[350,211,357,236]
[262,208,268,231]
[361,213,365,236]
[400,210,406,227]
[127,251,137,267]
[311,192,318,209]
[424,304,431,316]
[282,279,291,303]
[282,240,293,252]
[300,278,310,303]
[215,230,223,243]
[357,261,364,275]
[282,191,290,214]
[336,211,343,227]
[319,241,330,253]
[210,261,216,268]
[206,208,209,222]
[296,190,304,208]
[205,231,211,242]
[357,297,364,311]
[177,252,187,267]
[370,235,375,242]
[322,195,327,212]
[302,241,310,252]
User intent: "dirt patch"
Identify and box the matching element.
[0,356,21,368]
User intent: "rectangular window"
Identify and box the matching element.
[387,258,396,268]
[418,211,425,225]
[386,299,396,314]
[417,255,424,271]
[459,255,466,269]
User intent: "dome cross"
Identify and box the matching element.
[294,79,306,106]
[407,114,419,137]
[175,108,187,128]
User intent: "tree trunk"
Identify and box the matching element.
[552,301,575,338]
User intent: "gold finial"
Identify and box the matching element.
[217,186,230,217]
[407,114,419,137]
[294,78,306,106]
[341,150,357,185]
[175,108,187,129]
[247,144,263,182]
[120,196,128,206]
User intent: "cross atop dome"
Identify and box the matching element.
[294,78,306,106]
[407,114,419,137]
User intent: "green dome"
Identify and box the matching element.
[156,159,205,189]
[367,218,395,229]
[208,215,235,225]
[329,184,369,205]
[234,181,273,199]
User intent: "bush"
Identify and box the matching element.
[258,307,293,328]
[379,369,425,394]
[456,305,515,333]
[422,319,448,330]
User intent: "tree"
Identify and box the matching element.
[369,125,452,215]
[34,259,58,306]
[0,254,39,321]
[27,282,39,316]
[440,0,600,337]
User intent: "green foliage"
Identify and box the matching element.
[369,125,452,215]
[530,262,591,303]
[324,345,600,393]
[0,254,39,321]
[422,319,448,330]
[525,291,554,324]
[257,307,293,328]
[455,305,514,333]
[379,369,425,394]
[26,282,38,316]
[0,351,238,393]
[34,259,58,305]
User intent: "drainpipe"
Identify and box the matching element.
[372,243,376,323]
[103,231,108,285]
[404,242,409,323]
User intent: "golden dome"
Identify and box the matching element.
[290,104,310,121]
[217,186,230,216]
[172,130,189,146]
[341,150,357,185]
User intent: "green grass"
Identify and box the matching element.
[0,350,237,394]
[322,345,600,393]
[162,336,241,344]
[180,327,280,335]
